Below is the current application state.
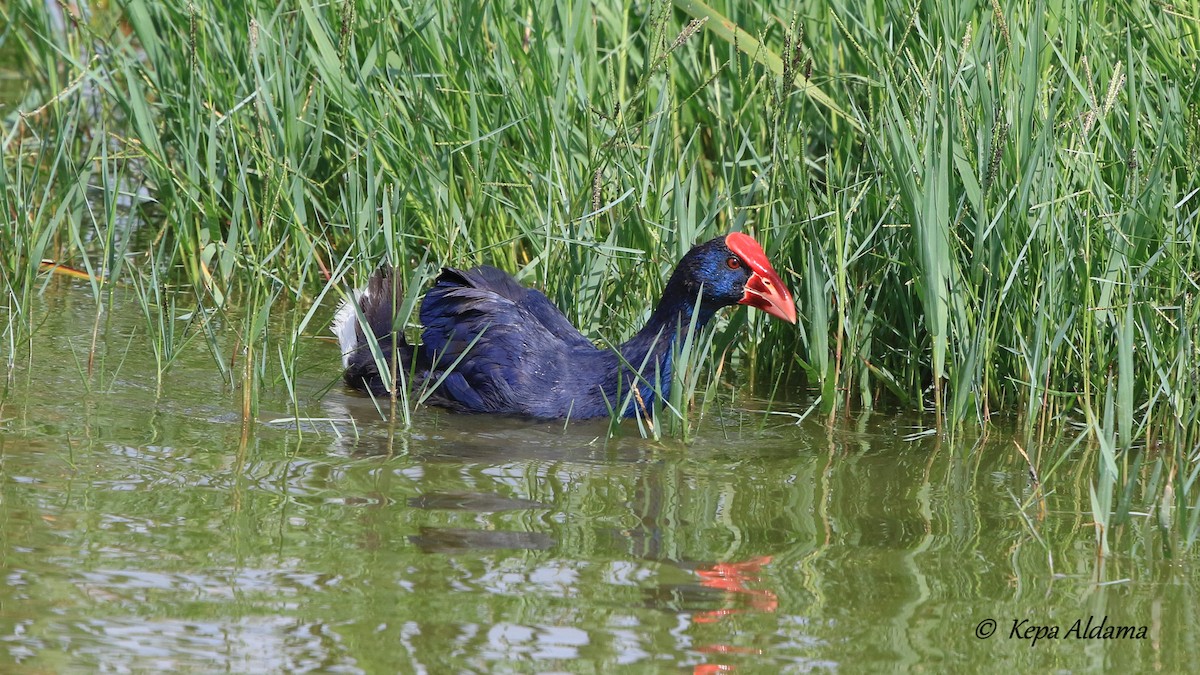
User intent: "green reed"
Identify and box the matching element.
[3,0,1198,546]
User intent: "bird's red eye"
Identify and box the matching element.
[726,256,741,270]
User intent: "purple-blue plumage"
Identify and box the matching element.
[334,235,796,419]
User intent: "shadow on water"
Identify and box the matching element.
[0,281,1196,672]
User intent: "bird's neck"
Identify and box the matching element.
[604,282,715,418]
[619,289,714,374]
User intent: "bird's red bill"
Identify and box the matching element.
[725,232,798,324]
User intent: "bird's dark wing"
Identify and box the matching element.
[417,266,604,416]
[444,266,594,350]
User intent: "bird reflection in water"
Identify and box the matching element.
[644,555,779,673]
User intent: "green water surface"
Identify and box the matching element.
[1,281,1195,672]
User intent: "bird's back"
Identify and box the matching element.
[418,266,614,418]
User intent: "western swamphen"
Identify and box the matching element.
[333,233,796,419]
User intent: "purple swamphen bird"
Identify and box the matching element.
[333,233,796,419]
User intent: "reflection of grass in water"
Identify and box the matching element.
[2,0,1199,550]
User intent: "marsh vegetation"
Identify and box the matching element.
[3,0,1198,564]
